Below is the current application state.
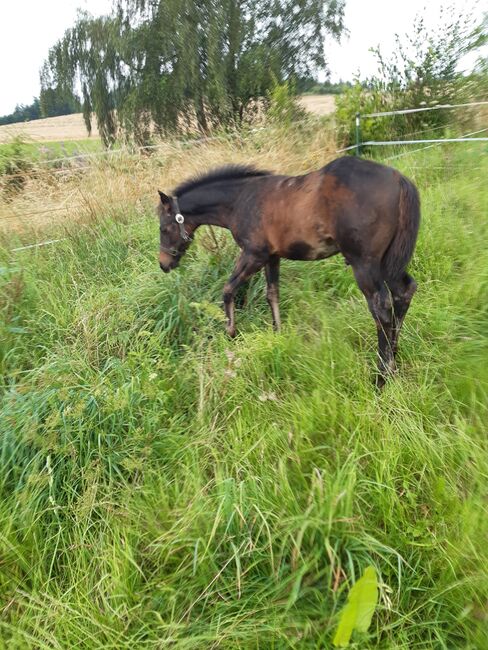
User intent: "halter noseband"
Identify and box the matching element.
[160,196,192,257]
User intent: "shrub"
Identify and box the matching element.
[266,78,307,128]
[0,137,33,199]
[335,6,487,149]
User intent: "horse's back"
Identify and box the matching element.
[321,156,401,202]
[321,155,399,179]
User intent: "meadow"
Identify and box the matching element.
[0,122,487,648]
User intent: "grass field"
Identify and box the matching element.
[0,126,487,648]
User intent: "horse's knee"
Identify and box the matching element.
[223,285,233,305]
[370,288,393,325]
[266,285,278,303]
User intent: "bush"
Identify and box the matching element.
[335,6,487,149]
[0,138,33,199]
[266,78,307,127]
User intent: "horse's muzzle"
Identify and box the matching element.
[160,259,179,273]
[159,250,179,273]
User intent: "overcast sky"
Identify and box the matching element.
[0,0,485,116]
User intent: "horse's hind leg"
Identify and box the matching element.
[389,273,417,356]
[352,261,395,386]
[264,255,281,331]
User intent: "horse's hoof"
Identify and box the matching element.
[226,326,237,338]
[375,373,386,390]
[375,362,396,389]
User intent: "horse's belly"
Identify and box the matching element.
[312,239,340,260]
[281,237,339,261]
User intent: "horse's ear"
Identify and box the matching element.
[158,190,171,207]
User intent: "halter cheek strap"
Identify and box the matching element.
[172,196,191,242]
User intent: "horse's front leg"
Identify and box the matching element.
[264,255,281,331]
[223,252,265,337]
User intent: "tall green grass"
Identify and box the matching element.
[0,143,487,648]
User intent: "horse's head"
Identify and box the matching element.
[157,191,193,272]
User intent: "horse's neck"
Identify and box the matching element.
[188,209,232,229]
[179,182,243,229]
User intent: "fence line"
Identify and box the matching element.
[2,118,320,170]
[6,205,152,253]
[347,101,488,154]
[383,127,488,161]
[338,137,488,153]
[10,239,67,252]
[3,104,487,252]
[362,100,488,119]
[32,133,235,166]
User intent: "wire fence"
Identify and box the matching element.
[383,127,488,161]
[1,119,312,175]
[338,100,488,155]
[361,100,488,119]
[0,121,313,184]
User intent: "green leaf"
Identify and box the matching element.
[333,565,379,647]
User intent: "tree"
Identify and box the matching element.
[39,86,80,119]
[0,99,41,126]
[41,0,345,145]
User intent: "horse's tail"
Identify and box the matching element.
[382,175,420,281]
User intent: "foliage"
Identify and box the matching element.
[0,91,80,127]
[0,99,41,126]
[296,77,353,94]
[41,0,345,145]
[266,78,307,127]
[0,137,33,198]
[39,86,81,119]
[0,130,487,646]
[335,6,488,148]
[333,566,378,647]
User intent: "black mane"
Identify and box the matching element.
[174,164,270,197]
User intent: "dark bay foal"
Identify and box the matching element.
[157,157,420,385]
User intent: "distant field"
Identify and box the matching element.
[0,96,336,145]
[0,113,100,144]
[299,94,336,115]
